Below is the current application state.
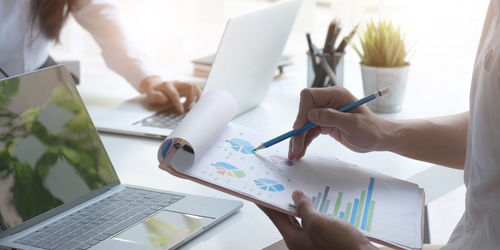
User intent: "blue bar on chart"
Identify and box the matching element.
[361,177,375,230]
[323,200,330,215]
[319,186,330,214]
[312,186,331,213]
[313,192,322,209]
[350,198,359,225]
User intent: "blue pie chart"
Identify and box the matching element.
[254,178,285,192]
[226,138,255,154]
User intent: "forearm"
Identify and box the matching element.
[72,0,159,90]
[379,112,469,169]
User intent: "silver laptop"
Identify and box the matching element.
[94,0,302,139]
[0,66,242,250]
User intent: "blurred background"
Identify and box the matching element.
[53,0,489,116]
[51,0,490,244]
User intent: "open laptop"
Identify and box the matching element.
[0,66,242,250]
[93,0,302,139]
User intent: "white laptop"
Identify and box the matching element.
[0,66,242,250]
[93,0,302,139]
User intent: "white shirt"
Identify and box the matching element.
[0,0,158,90]
[443,1,500,249]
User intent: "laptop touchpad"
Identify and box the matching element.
[102,211,214,249]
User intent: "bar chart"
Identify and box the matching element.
[311,177,376,232]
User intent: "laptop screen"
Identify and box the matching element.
[0,66,119,232]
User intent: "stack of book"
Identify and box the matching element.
[192,54,293,78]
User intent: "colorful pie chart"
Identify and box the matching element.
[212,162,245,178]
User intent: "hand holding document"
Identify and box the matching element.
[158,90,424,249]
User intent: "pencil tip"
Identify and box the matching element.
[253,144,264,152]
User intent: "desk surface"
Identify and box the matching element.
[77,57,467,249]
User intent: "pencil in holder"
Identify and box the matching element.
[306,50,344,88]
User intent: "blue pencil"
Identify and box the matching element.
[253,88,390,152]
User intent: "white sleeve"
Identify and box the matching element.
[72,0,159,91]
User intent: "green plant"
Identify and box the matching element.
[353,19,410,67]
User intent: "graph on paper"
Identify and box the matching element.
[196,131,292,202]
[254,178,285,192]
[226,138,255,154]
[212,162,246,178]
[163,122,424,250]
[311,177,376,232]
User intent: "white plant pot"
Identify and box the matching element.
[360,64,409,113]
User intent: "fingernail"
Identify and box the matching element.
[292,190,303,203]
[290,138,296,157]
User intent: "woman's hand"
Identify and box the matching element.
[139,76,201,113]
[260,190,376,250]
[289,86,391,160]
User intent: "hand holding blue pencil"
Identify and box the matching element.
[253,88,389,152]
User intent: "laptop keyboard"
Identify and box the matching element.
[133,112,186,129]
[14,188,184,250]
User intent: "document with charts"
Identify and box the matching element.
[158,90,424,250]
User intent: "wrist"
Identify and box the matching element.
[374,118,403,152]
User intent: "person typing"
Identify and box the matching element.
[0,0,200,113]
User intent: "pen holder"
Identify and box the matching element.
[306,51,344,88]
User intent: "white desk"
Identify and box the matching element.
[77,58,466,249]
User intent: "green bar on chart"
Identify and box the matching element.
[366,200,376,231]
[333,192,343,217]
[344,202,352,222]
[355,190,366,228]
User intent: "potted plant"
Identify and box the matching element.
[353,19,410,113]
